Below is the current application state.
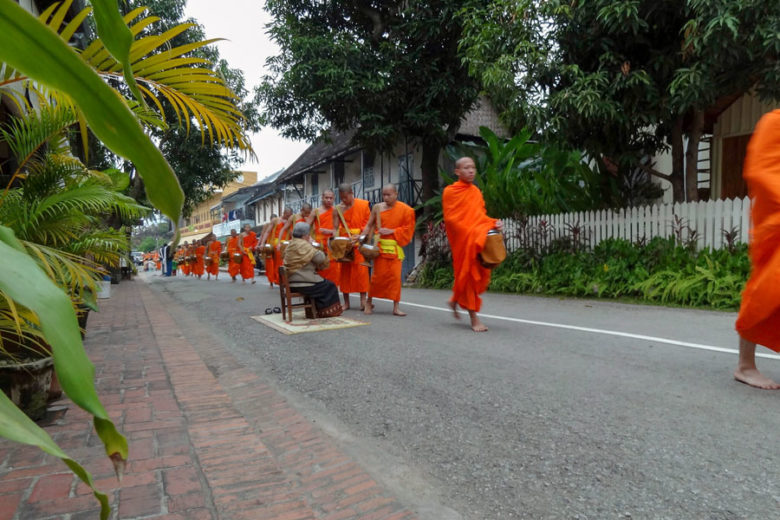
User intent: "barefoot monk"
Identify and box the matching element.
[442,157,503,332]
[310,189,341,286]
[734,109,780,390]
[333,183,370,310]
[362,184,415,316]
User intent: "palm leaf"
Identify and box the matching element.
[3,2,253,153]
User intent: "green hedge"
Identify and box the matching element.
[416,237,750,310]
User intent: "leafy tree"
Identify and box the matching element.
[460,0,780,203]
[258,0,485,204]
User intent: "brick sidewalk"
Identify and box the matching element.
[0,280,418,520]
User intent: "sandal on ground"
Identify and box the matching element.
[264,307,273,315]
[273,307,282,314]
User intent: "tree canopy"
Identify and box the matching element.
[257,0,486,203]
[460,0,780,203]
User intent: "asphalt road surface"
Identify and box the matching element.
[141,271,779,520]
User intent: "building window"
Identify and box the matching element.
[398,153,413,184]
[363,152,375,188]
[334,161,345,187]
[311,173,319,196]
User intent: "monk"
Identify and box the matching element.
[239,224,258,284]
[226,229,241,282]
[193,239,206,279]
[309,190,340,286]
[271,207,294,285]
[734,110,780,389]
[281,203,313,238]
[258,216,278,287]
[206,234,222,281]
[333,183,370,310]
[442,157,503,332]
[362,184,416,316]
[179,242,190,276]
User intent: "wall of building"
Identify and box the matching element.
[711,93,778,200]
[181,170,258,239]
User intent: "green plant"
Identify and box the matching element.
[447,127,599,219]
[416,232,748,311]
[0,0,214,517]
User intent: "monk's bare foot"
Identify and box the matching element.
[468,311,487,332]
[393,310,407,317]
[447,300,461,320]
[734,368,780,389]
[364,302,374,315]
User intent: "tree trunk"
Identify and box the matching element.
[685,109,704,202]
[420,140,441,214]
[670,116,685,202]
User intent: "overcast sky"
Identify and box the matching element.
[184,0,309,181]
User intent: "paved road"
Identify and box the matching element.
[142,272,779,519]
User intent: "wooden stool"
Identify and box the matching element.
[278,265,316,323]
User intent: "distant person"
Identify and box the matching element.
[734,109,780,389]
[239,223,258,283]
[442,157,503,332]
[206,234,221,281]
[226,229,241,282]
[258,214,279,287]
[193,239,206,279]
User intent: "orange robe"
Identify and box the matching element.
[259,223,275,285]
[240,231,258,280]
[337,199,370,293]
[227,236,241,278]
[442,180,498,312]
[193,245,206,276]
[368,201,416,301]
[179,250,190,275]
[207,240,222,276]
[313,207,340,286]
[735,109,780,352]
[270,220,288,285]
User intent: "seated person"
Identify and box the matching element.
[283,222,343,318]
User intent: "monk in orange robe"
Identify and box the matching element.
[271,208,294,285]
[193,240,206,278]
[334,183,370,310]
[281,203,313,238]
[734,110,780,389]
[239,224,258,283]
[206,235,222,280]
[442,157,503,332]
[179,242,190,276]
[226,229,241,281]
[362,184,415,316]
[310,190,340,286]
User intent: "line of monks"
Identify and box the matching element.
[258,183,416,315]
[168,182,418,317]
[172,226,259,283]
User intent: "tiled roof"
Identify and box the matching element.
[276,129,359,184]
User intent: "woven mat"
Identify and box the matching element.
[250,311,368,335]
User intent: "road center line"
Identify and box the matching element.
[389,299,780,361]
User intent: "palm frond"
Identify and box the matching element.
[0,103,77,187]
[3,2,253,154]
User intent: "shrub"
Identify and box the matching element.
[416,236,748,310]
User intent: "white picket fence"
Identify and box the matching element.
[502,197,751,252]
